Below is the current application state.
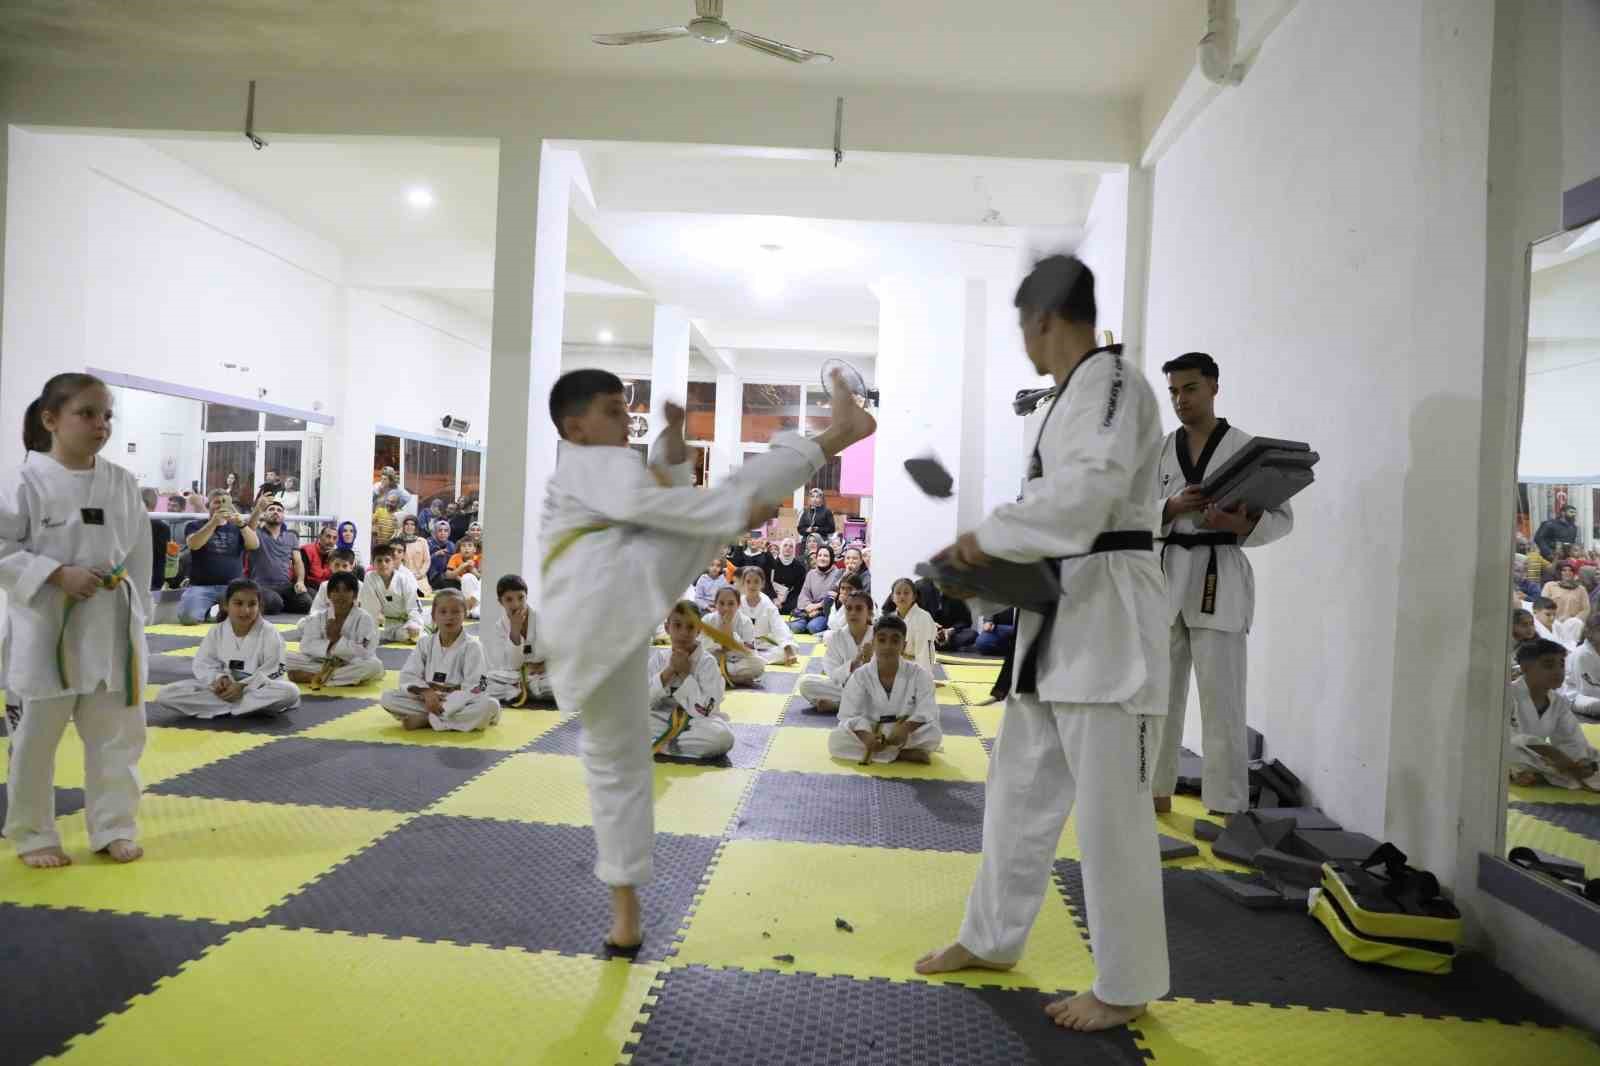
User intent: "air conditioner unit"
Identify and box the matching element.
[440,415,471,434]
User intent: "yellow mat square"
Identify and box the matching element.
[674,839,1096,991]
[965,701,1004,739]
[721,690,789,725]
[0,725,274,789]
[934,683,964,706]
[161,644,200,658]
[940,663,1004,684]
[433,752,751,838]
[53,927,659,1066]
[289,670,400,703]
[0,794,404,922]
[144,622,296,636]
[763,728,991,782]
[1133,997,1600,1066]
[297,703,558,751]
[1506,780,1600,807]
[1505,810,1600,877]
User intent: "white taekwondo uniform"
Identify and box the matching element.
[1507,678,1600,789]
[157,616,301,717]
[0,453,151,855]
[359,568,424,643]
[737,592,798,663]
[955,344,1171,1010]
[283,605,386,688]
[700,608,766,687]
[797,623,871,708]
[482,610,554,705]
[540,430,822,887]
[828,657,940,762]
[647,644,735,761]
[380,631,500,732]
[1151,420,1293,813]
[1562,641,1600,717]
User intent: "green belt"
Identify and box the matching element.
[55,561,140,707]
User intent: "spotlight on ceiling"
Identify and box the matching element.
[597,328,615,344]
[406,186,435,209]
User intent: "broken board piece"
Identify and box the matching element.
[1264,807,1341,831]
[1192,818,1222,843]
[1253,847,1325,888]
[1287,829,1382,864]
[1212,815,1268,866]
[1197,870,1293,910]
[1159,834,1200,861]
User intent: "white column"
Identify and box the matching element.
[711,370,742,485]
[957,279,988,532]
[649,304,691,433]
[981,272,1048,519]
[481,138,571,618]
[870,275,968,592]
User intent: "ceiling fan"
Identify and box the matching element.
[594,0,834,65]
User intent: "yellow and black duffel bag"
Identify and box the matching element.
[1308,842,1462,975]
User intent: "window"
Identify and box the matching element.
[263,440,301,493]
[461,450,482,503]
[204,402,260,432]
[803,385,833,435]
[741,384,800,443]
[807,456,863,519]
[685,381,717,442]
[206,441,256,502]
[374,435,401,485]
[264,413,308,431]
[623,378,653,446]
[404,439,458,512]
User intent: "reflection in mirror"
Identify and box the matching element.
[1505,225,1600,904]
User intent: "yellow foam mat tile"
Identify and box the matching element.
[144,622,296,637]
[934,684,964,706]
[0,725,273,789]
[0,795,405,922]
[1508,780,1600,807]
[297,704,559,751]
[1585,721,1599,747]
[289,671,400,703]
[1506,810,1600,876]
[53,927,660,1065]
[161,644,201,658]
[433,752,751,839]
[952,680,997,703]
[966,701,1004,740]
[1152,794,1257,873]
[1132,997,1600,1066]
[762,728,991,782]
[940,663,1005,684]
[674,839,1096,991]
[720,690,789,726]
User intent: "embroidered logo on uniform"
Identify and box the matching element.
[1161,473,1172,489]
[41,516,66,529]
[1137,718,1149,785]
[1100,357,1125,434]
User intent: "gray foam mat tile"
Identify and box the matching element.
[939,703,976,737]
[0,902,233,1064]
[377,646,414,670]
[652,724,773,771]
[145,654,198,685]
[527,715,584,755]
[731,771,985,852]
[0,786,85,828]
[1052,860,1565,1023]
[1512,801,1600,847]
[624,966,1148,1066]
[754,670,799,695]
[145,632,204,653]
[145,694,368,735]
[150,737,505,812]
[780,695,841,729]
[262,816,716,963]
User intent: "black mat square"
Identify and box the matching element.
[732,771,985,852]
[145,654,197,685]
[377,646,413,670]
[626,966,1147,1066]
[939,703,976,737]
[0,786,85,830]
[780,696,841,729]
[527,716,583,755]
[753,670,799,695]
[150,737,504,812]
[145,695,368,735]
[0,903,233,1064]
[263,816,716,963]
[1512,801,1600,847]
[1053,860,1565,1023]
[145,632,204,653]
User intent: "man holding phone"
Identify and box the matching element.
[179,489,265,623]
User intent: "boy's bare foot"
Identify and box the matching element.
[814,699,838,714]
[1044,990,1145,1032]
[1509,770,1539,787]
[914,941,1014,976]
[898,748,932,764]
[608,885,643,949]
[19,846,72,868]
[287,670,316,685]
[402,713,429,731]
[102,839,144,863]
[815,371,877,457]
[1152,796,1171,813]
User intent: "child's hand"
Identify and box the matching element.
[221,680,245,703]
[49,565,103,602]
[422,689,446,714]
[784,648,799,666]
[211,676,232,696]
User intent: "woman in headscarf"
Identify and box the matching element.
[789,545,841,635]
[770,536,806,615]
[336,521,360,554]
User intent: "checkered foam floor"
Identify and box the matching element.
[1506,721,1600,891]
[2,620,1597,1065]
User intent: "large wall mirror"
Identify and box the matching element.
[1499,223,1600,935]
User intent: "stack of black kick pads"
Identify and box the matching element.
[1508,846,1600,904]
[1173,729,1304,808]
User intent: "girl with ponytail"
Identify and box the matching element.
[1,372,151,868]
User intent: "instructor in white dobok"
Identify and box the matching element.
[1151,352,1293,816]
[916,255,1170,1034]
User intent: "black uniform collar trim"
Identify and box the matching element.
[1176,419,1231,485]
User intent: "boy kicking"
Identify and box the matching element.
[827,614,940,763]
[540,367,873,955]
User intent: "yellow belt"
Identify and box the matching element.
[542,523,612,574]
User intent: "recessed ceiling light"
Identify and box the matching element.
[406,186,435,209]
[597,328,615,344]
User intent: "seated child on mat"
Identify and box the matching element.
[701,585,765,687]
[1508,638,1600,791]
[735,565,799,666]
[825,573,864,632]
[155,578,301,719]
[284,571,385,689]
[308,548,359,614]
[482,574,553,706]
[649,601,735,761]
[379,589,500,732]
[360,543,424,644]
[797,591,875,714]
[693,555,732,611]
[828,613,941,764]
[884,577,938,670]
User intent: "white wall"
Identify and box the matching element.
[1076,170,1129,342]
[1143,1,1494,868]
[1522,339,1600,480]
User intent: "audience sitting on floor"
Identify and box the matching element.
[285,571,386,690]
[426,519,457,589]
[826,574,865,631]
[693,555,733,611]
[179,490,261,623]
[797,591,876,713]
[884,577,938,669]
[154,578,301,720]
[916,577,977,653]
[336,520,360,554]
[300,524,338,595]
[791,545,841,635]
[1542,560,1590,622]
[650,601,736,762]
[361,543,426,644]
[309,548,360,613]
[482,575,553,706]
[1508,638,1600,790]
[380,589,500,732]
[246,499,311,615]
[975,608,1018,657]
[702,586,765,687]
[841,545,871,598]
[770,536,806,614]
[446,535,484,618]
[394,515,433,594]
[827,613,940,765]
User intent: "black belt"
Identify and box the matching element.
[1012,530,1154,696]
[1161,531,1239,616]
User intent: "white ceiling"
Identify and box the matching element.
[1,0,1199,98]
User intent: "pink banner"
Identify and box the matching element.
[839,434,875,495]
